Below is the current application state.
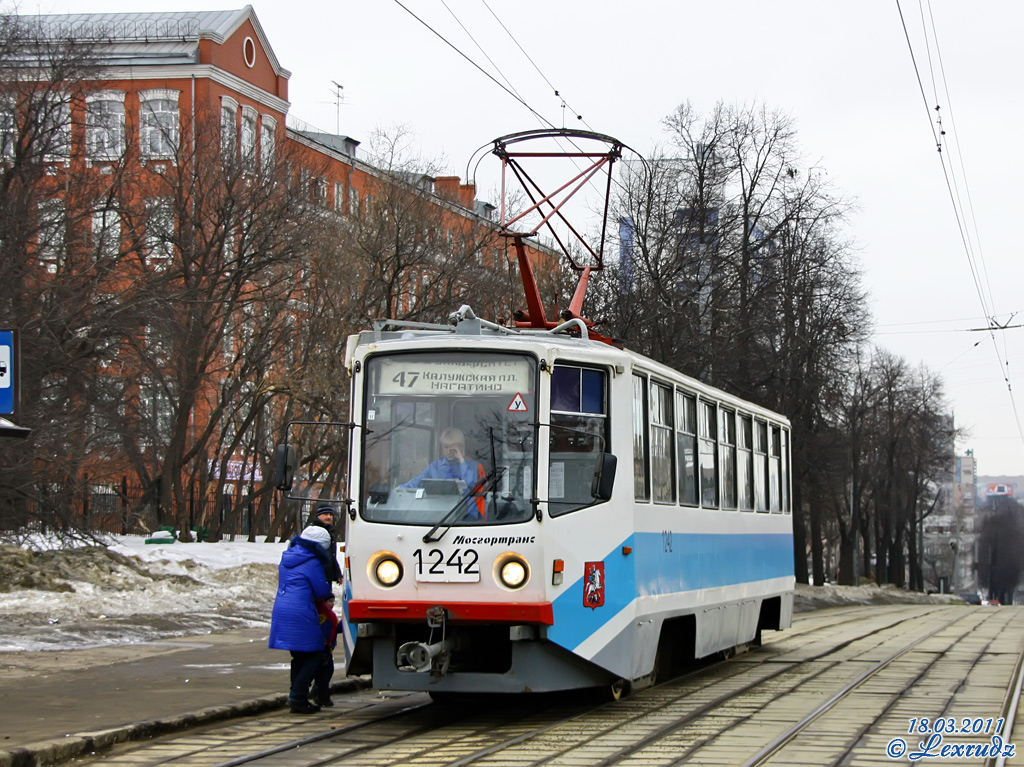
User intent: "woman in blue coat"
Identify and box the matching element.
[269,526,334,713]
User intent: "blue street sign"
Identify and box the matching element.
[0,330,13,415]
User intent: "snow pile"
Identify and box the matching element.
[795,581,961,611]
[0,536,288,652]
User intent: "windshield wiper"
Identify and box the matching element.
[422,466,505,543]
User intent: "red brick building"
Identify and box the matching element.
[4,7,555,534]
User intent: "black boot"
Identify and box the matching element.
[288,698,321,714]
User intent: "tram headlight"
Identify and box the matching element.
[494,553,530,590]
[368,551,403,587]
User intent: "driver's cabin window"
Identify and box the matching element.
[549,364,608,516]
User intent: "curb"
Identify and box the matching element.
[0,677,371,767]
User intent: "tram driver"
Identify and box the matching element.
[399,427,487,519]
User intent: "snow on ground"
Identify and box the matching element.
[0,534,964,653]
[0,535,288,652]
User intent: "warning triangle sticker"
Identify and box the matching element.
[507,393,528,412]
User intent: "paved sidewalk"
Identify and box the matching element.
[0,626,368,767]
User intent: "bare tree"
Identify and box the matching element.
[0,16,144,536]
[601,100,870,584]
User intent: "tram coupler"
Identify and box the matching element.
[396,638,457,673]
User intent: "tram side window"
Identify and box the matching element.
[549,364,609,516]
[781,428,790,514]
[754,420,768,512]
[769,425,782,512]
[676,391,698,506]
[738,414,753,511]
[699,400,718,508]
[719,409,737,510]
[632,374,649,500]
[651,381,675,504]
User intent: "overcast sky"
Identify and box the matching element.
[29,0,1024,477]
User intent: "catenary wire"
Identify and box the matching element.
[925,0,1007,368]
[895,0,1024,449]
[392,0,555,130]
[479,0,592,131]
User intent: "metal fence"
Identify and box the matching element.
[16,482,296,539]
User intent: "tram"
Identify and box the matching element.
[274,130,794,698]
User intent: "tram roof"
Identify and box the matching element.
[350,311,789,424]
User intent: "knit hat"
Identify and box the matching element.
[299,526,331,550]
[314,505,336,518]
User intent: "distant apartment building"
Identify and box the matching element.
[923,451,978,594]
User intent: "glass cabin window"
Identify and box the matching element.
[361,352,536,526]
[651,382,674,503]
[676,390,698,506]
[754,420,768,511]
[781,428,790,513]
[632,374,649,500]
[738,414,753,511]
[549,364,609,516]
[699,400,718,507]
[769,425,782,512]
[719,409,736,509]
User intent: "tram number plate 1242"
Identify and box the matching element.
[413,548,481,582]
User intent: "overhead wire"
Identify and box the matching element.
[391,0,555,130]
[895,0,1024,451]
[479,0,591,131]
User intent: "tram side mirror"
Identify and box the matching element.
[591,453,617,501]
[368,482,389,504]
[274,444,296,491]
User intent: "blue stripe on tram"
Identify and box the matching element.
[548,532,793,651]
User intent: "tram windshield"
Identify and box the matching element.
[361,351,537,526]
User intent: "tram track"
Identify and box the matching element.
[81,605,1022,767]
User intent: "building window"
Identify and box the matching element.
[220,97,238,160]
[36,93,70,160]
[37,199,66,273]
[349,187,359,216]
[139,377,174,447]
[139,89,179,158]
[92,204,121,260]
[0,103,15,158]
[241,106,257,169]
[260,115,276,172]
[86,92,126,160]
[144,197,174,268]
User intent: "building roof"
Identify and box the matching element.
[19,9,247,43]
[13,6,289,77]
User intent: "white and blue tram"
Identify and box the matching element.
[283,305,794,698]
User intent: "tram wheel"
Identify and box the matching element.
[601,677,630,702]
